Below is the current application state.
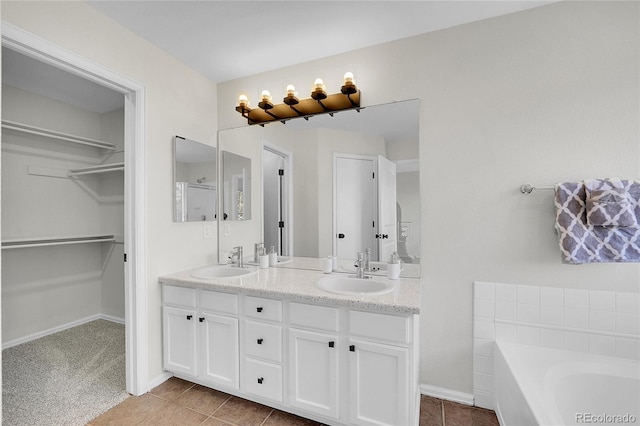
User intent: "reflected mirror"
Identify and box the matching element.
[222,151,252,221]
[174,136,217,222]
[218,99,420,275]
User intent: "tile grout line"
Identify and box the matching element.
[259,408,276,426]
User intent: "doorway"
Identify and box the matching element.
[2,23,147,396]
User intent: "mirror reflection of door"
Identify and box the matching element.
[334,154,377,260]
[334,154,397,261]
[263,145,291,256]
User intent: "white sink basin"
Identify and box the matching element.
[315,276,395,296]
[191,265,257,279]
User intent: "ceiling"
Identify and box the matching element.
[2,1,555,120]
[86,1,555,84]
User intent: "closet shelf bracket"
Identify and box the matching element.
[68,162,125,177]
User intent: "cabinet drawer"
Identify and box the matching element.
[243,358,282,403]
[289,302,339,332]
[244,296,282,322]
[349,310,410,344]
[163,285,196,308]
[200,290,238,315]
[244,320,282,362]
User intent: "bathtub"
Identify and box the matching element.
[494,341,640,426]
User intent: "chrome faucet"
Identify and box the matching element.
[231,246,244,268]
[254,242,264,263]
[354,252,371,279]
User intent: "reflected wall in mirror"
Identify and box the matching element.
[222,151,252,221]
[174,136,217,222]
[218,99,420,274]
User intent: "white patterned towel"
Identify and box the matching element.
[554,180,640,264]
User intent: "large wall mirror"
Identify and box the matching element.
[174,136,217,222]
[217,99,420,276]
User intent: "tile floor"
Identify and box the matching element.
[89,377,499,426]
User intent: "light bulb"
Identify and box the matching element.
[286,85,296,96]
[261,90,271,102]
[314,78,324,90]
[343,72,354,84]
[238,94,248,106]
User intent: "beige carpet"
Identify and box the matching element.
[2,319,129,425]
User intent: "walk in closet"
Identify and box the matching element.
[1,47,126,347]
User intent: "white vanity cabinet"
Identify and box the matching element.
[241,296,283,403]
[348,311,413,426]
[288,302,340,419]
[161,284,419,426]
[162,286,239,390]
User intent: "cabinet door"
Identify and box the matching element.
[288,328,339,419]
[163,306,197,377]
[349,339,409,426]
[200,312,239,389]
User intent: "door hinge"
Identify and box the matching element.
[278,169,284,176]
[279,221,285,228]
[373,221,375,228]
[372,172,375,179]
[124,253,127,262]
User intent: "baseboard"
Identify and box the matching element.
[147,371,173,391]
[420,384,475,406]
[2,313,124,349]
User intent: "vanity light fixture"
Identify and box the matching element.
[235,72,361,126]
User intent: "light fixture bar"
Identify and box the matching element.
[236,73,360,126]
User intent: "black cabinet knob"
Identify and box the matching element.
[338,233,345,239]
[257,338,263,345]
[257,377,264,384]
[328,341,335,348]
[349,345,355,352]
[257,307,263,313]
[186,315,193,320]
[199,317,205,323]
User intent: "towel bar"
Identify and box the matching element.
[520,184,555,194]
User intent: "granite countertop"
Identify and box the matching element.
[158,261,421,315]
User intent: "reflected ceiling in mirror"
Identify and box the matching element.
[174,136,217,222]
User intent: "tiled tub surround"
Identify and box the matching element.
[473,281,640,410]
[159,262,421,425]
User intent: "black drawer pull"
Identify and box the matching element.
[349,345,355,352]
[257,338,263,345]
[186,315,193,320]
[257,377,264,384]
[256,307,263,313]
[328,341,335,348]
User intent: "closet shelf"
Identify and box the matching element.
[68,162,125,176]
[1,235,116,250]
[1,119,117,150]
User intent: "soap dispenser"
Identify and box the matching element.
[387,251,401,280]
[268,246,277,266]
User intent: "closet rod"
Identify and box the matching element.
[2,120,117,150]
[1,235,115,250]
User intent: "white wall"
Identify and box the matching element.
[218,1,640,394]
[2,1,219,384]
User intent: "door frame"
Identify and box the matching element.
[262,141,293,256]
[1,22,149,395]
